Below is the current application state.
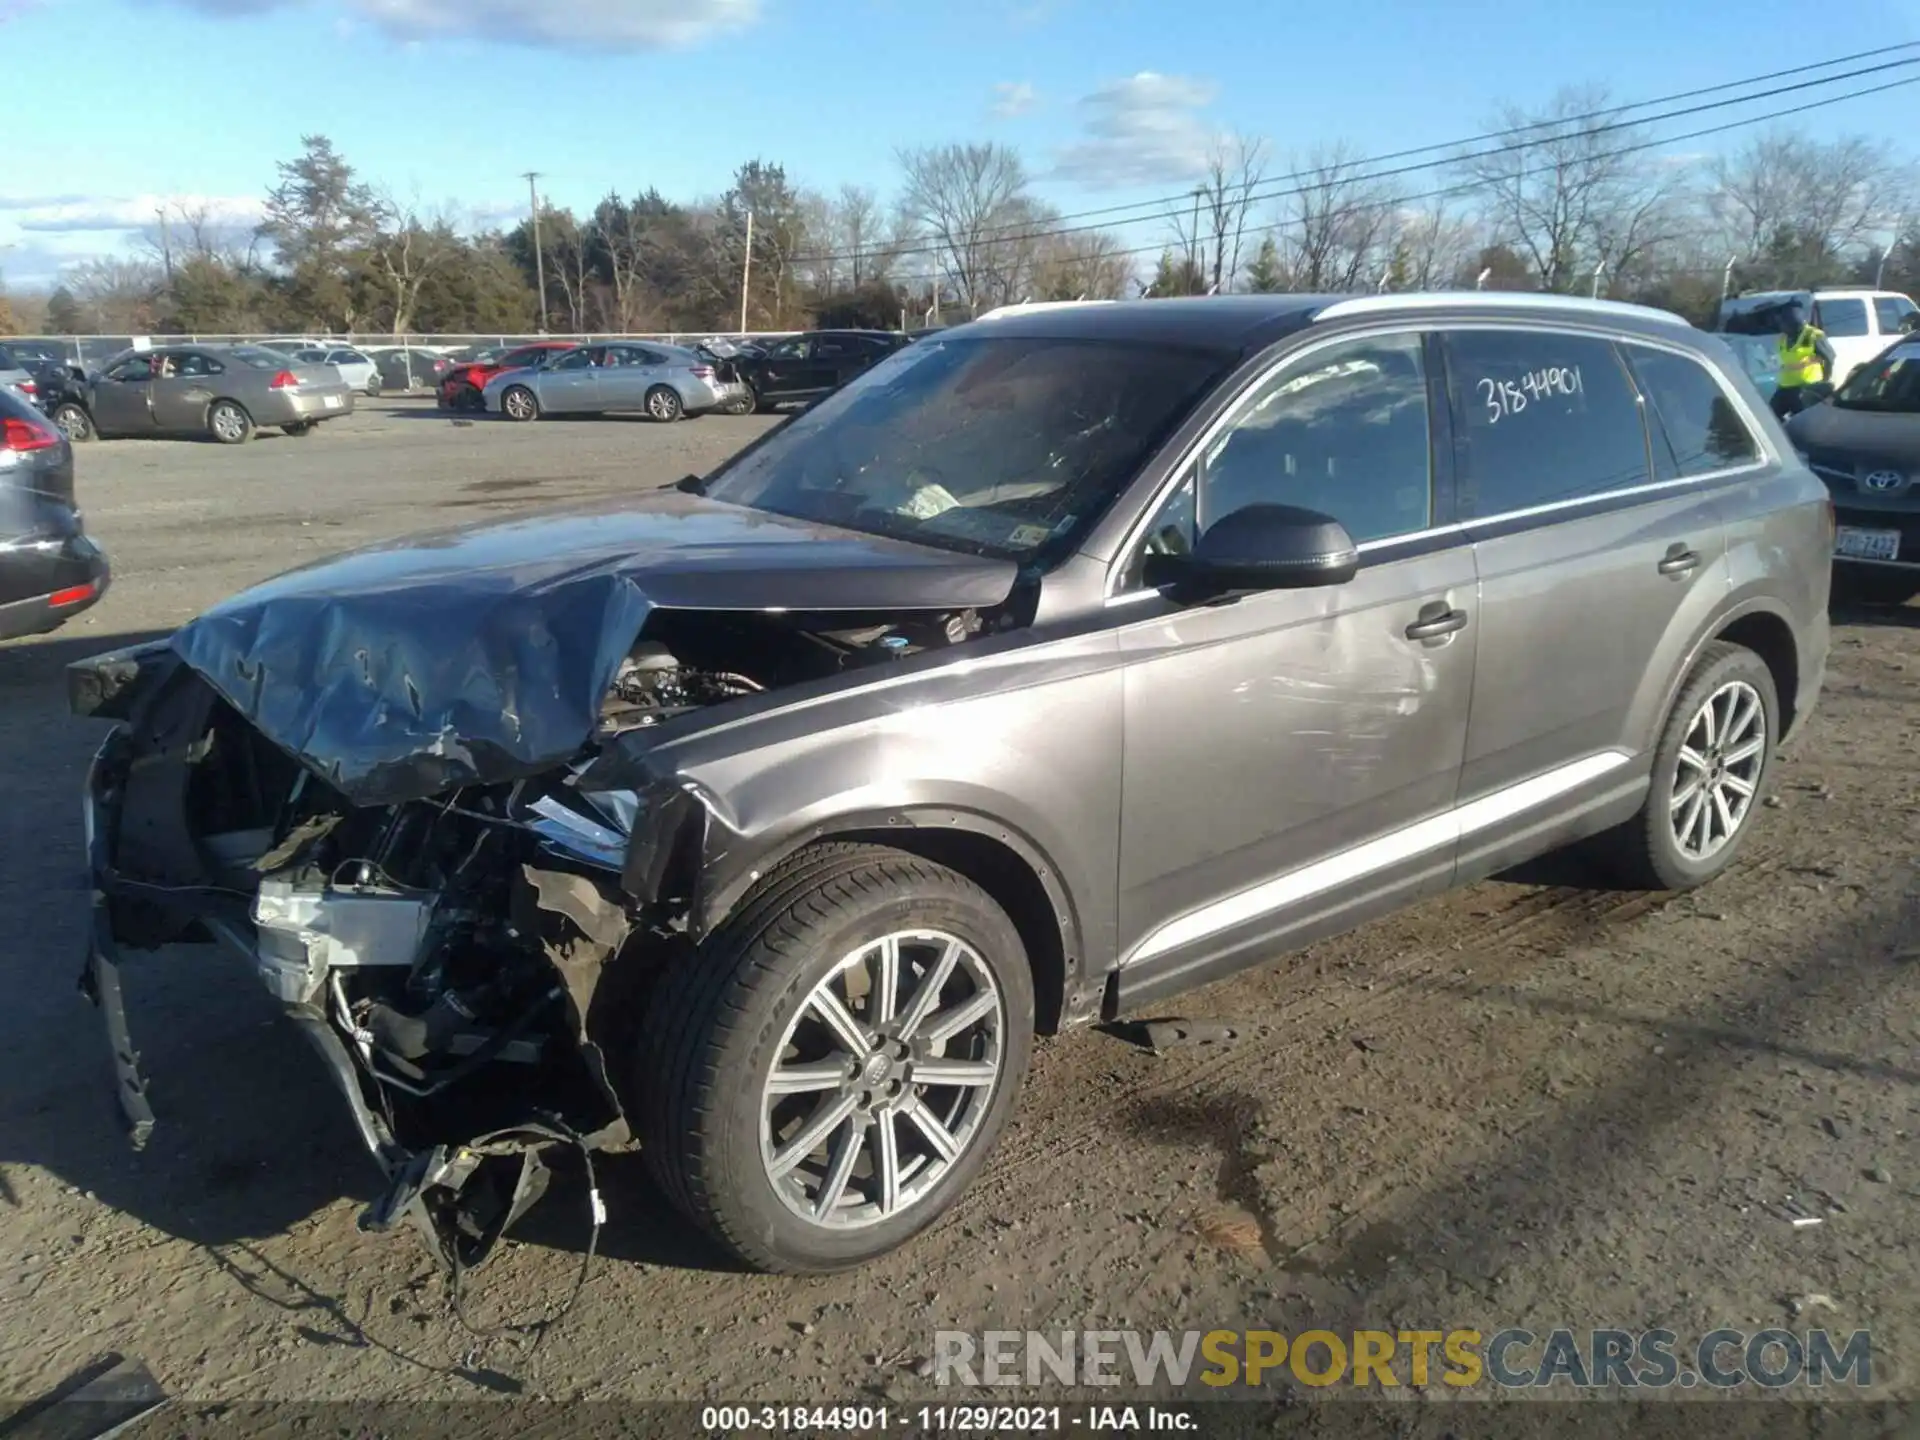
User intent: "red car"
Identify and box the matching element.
[438,341,578,411]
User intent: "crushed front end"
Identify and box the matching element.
[71,641,680,1273]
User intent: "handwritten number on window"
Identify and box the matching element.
[1476,365,1584,425]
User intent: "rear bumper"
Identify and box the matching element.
[259,388,356,425]
[0,531,110,640]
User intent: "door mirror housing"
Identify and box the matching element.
[1142,503,1360,595]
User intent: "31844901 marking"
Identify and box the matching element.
[1477,365,1585,424]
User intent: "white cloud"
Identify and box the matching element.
[990,81,1036,119]
[146,0,759,51]
[2,193,264,235]
[1052,71,1220,189]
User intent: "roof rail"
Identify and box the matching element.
[1313,292,1690,328]
[975,300,1117,321]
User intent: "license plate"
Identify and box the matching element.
[1835,527,1901,561]
[323,395,341,410]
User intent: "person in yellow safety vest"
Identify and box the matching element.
[1770,301,1836,420]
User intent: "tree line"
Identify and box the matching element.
[2,85,1916,340]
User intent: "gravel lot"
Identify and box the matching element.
[1,399,1917,1414]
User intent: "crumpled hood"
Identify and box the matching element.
[168,489,1016,807]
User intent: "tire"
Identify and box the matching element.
[637,842,1034,1274]
[453,384,484,413]
[645,385,684,423]
[722,386,756,417]
[206,400,254,445]
[365,379,382,398]
[501,385,540,422]
[750,385,775,415]
[1598,641,1779,891]
[282,421,314,437]
[51,403,94,442]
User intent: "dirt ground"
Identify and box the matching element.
[1,400,1916,1419]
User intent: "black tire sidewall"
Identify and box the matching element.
[680,873,1034,1271]
[1642,647,1779,888]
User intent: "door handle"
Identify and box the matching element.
[1657,543,1701,576]
[1404,603,1469,642]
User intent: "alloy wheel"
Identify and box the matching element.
[1670,679,1765,862]
[503,388,536,421]
[761,931,1005,1230]
[210,404,247,442]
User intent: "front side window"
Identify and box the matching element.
[1193,332,1433,545]
[1625,346,1760,479]
[1874,296,1917,334]
[1813,298,1870,337]
[700,335,1231,561]
[766,337,811,361]
[1444,330,1650,518]
[1833,342,1920,413]
[551,349,597,371]
[107,356,154,383]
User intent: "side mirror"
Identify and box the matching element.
[1143,503,1359,596]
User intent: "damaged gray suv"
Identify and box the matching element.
[71,294,1831,1276]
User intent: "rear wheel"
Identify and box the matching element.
[282,421,315,437]
[1597,642,1778,891]
[637,843,1034,1274]
[51,403,94,442]
[645,385,684,423]
[207,400,254,445]
[501,385,540,422]
[364,378,382,397]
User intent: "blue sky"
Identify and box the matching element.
[3,0,1918,287]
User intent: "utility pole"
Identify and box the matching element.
[522,172,547,333]
[738,209,754,334]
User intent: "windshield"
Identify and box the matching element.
[699,334,1231,561]
[1834,344,1920,413]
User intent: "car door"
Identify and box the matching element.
[597,345,651,409]
[1111,329,1479,993]
[149,350,224,432]
[754,336,816,401]
[536,346,603,412]
[812,335,875,393]
[1812,295,1874,387]
[1440,325,1742,884]
[90,354,157,436]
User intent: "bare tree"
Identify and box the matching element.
[896,142,1031,316]
[65,257,164,332]
[1280,143,1401,290]
[1387,201,1481,290]
[1028,228,1132,300]
[1460,85,1682,293]
[363,193,459,335]
[1710,131,1902,265]
[1188,135,1268,293]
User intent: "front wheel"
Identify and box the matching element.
[207,400,254,445]
[637,843,1034,1274]
[645,385,684,423]
[364,379,382,398]
[501,385,539,422]
[282,421,314,437]
[51,403,94,442]
[721,385,756,417]
[1598,641,1778,891]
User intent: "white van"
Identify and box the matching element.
[1717,287,1919,388]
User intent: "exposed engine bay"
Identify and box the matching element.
[74,602,999,1278]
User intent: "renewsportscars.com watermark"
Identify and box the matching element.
[933,1328,1874,1391]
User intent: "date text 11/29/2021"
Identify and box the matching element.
[699,1405,1195,1433]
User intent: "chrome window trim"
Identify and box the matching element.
[1105,318,1774,600]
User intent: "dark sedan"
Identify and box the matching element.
[0,386,109,640]
[1786,335,1920,603]
[724,329,910,413]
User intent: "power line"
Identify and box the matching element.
[786,48,1920,269]
[944,70,1920,282]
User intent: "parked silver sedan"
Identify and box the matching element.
[68,345,356,443]
[481,341,743,422]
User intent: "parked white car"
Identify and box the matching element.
[293,347,382,396]
[1718,288,1919,387]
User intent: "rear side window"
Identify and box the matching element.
[1813,298,1870,337]
[1444,330,1651,518]
[1625,346,1760,479]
